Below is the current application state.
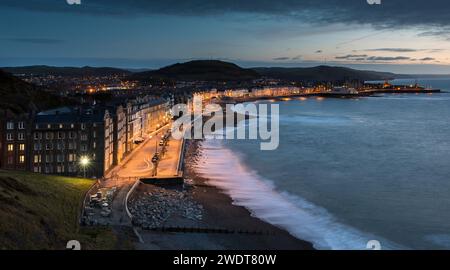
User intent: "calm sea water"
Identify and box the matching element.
[195,78,450,250]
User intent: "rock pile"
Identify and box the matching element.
[129,187,203,228]
[82,187,117,226]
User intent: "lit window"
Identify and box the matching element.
[7,144,14,152]
[19,155,25,163]
[19,144,25,151]
[34,155,41,163]
[57,165,65,173]
[6,122,14,130]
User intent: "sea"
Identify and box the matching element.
[194,78,450,250]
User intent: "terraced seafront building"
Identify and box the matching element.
[0,97,170,178]
[31,107,109,178]
[0,112,32,172]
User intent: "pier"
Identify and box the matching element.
[359,88,441,95]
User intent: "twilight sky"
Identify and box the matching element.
[1,0,450,73]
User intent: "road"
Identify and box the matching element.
[96,123,184,228]
[113,125,183,178]
[156,136,183,177]
[116,127,169,178]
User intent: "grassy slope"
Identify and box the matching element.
[0,170,118,250]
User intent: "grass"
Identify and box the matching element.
[0,170,120,250]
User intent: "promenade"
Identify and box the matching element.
[83,123,185,228]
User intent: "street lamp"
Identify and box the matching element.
[80,156,90,178]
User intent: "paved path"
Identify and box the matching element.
[83,122,185,248]
[87,126,170,227]
[115,126,169,178]
[156,137,183,177]
[108,177,136,226]
[99,123,184,225]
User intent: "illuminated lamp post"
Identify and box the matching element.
[80,156,90,178]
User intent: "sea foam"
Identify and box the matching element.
[194,138,402,250]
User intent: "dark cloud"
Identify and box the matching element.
[365,48,419,52]
[418,29,450,40]
[315,50,323,53]
[335,54,368,60]
[0,38,64,44]
[418,30,450,37]
[366,56,410,61]
[335,54,413,62]
[419,57,435,61]
[273,55,302,61]
[273,57,290,61]
[2,0,450,28]
[429,49,445,53]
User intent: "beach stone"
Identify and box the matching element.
[129,186,204,228]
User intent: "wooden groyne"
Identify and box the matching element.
[141,226,276,236]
